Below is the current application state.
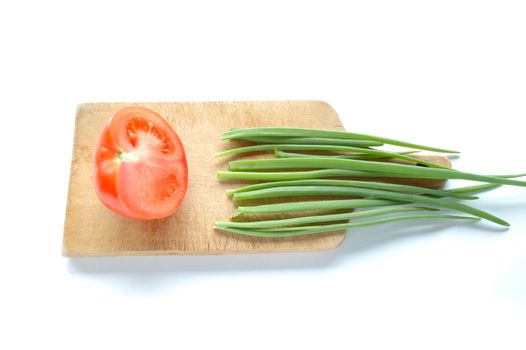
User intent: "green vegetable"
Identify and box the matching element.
[235,199,402,215]
[231,186,509,226]
[218,170,526,182]
[217,206,437,229]
[275,149,418,160]
[216,127,526,234]
[233,183,504,215]
[217,169,419,181]
[237,136,383,147]
[228,158,526,187]
[221,127,459,153]
[216,214,479,237]
[216,144,447,169]
[448,183,501,195]
[228,179,476,200]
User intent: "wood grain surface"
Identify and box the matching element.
[62,101,450,256]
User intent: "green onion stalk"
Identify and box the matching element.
[214,127,526,236]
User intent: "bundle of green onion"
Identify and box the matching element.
[214,127,526,237]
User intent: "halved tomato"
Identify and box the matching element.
[93,107,188,219]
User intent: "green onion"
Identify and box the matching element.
[217,127,526,233]
[447,183,501,195]
[236,136,383,147]
[221,127,459,154]
[228,158,526,188]
[216,214,479,237]
[499,173,526,178]
[228,179,476,200]
[231,185,509,226]
[217,169,418,181]
[233,182,511,215]
[216,144,448,169]
[275,149,418,160]
[235,199,402,215]
[218,170,526,182]
[216,206,437,229]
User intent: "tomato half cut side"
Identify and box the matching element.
[93,107,188,220]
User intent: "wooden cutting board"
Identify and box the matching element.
[62,101,450,256]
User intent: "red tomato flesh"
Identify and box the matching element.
[93,107,188,219]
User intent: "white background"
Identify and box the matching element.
[1,1,525,349]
